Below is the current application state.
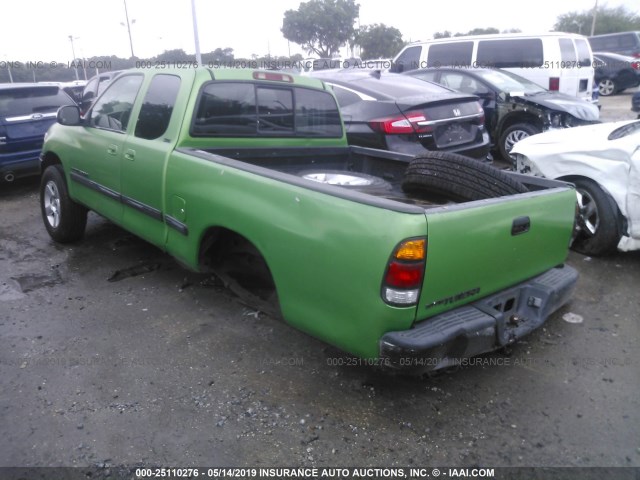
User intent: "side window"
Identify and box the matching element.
[294,87,342,136]
[392,46,421,72]
[89,75,143,132]
[329,84,362,107]
[82,77,98,104]
[135,74,181,140]
[477,39,543,68]
[256,87,293,132]
[427,42,473,67]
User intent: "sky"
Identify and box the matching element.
[1,0,639,65]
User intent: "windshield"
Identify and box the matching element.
[474,69,547,95]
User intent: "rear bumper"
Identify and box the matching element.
[379,264,578,371]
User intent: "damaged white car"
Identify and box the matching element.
[512,120,640,255]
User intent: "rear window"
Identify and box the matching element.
[574,39,593,67]
[357,74,452,98]
[192,82,341,137]
[476,39,543,68]
[0,87,73,118]
[427,42,473,67]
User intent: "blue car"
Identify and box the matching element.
[1,84,75,183]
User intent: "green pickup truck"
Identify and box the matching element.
[39,68,578,372]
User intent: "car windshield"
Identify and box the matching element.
[0,87,73,117]
[474,69,547,95]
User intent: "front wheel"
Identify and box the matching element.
[572,178,622,256]
[499,123,540,162]
[40,165,88,243]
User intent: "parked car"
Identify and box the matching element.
[593,52,640,96]
[512,120,640,255]
[589,31,640,58]
[0,83,75,182]
[405,67,600,161]
[391,32,596,103]
[632,90,640,118]
[311,70,491,161]
[79,70,123,113]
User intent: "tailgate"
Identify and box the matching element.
[416,186,576,321]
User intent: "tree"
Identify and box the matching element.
[433,31,452,39]
[281,0,359,57]
[460,27,500,36]
[356,24,404,59]
[554,5,640,35]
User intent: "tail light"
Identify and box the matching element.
[631,61,640,71]
[369,110,432,135]
[549,77,560,91]
[382,238,427,306]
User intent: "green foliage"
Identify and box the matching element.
[281,0,360,57]
[356,24,405,59]
[554,5,640,35]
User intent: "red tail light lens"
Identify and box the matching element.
[631,61,640,71]
[549,77,560,91]
[385,261,424,289]
[369,110,432,135]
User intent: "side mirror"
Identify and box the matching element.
[57,105,82,126]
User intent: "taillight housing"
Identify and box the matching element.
[549,77,560,91]
[631,61,640,71]
[475,101,485,126]
[369,110,432,135]
[382,238,427,306]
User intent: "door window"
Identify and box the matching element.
[89,74,143,132]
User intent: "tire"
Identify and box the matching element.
[40,165,88,243]
[597,78,616,96]
[401,151,529,202]
[572,178,622,256]
[499,123,540,161]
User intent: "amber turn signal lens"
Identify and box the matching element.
[395,239,426,261]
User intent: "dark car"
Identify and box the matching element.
[632,91,640,118]
[0,83,75,182]
[79,70,123,113]
[405,67,600,160]
[593,52,640,96]
[310,70,491,161]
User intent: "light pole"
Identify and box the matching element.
[190,0,202,65]
[68,35,80,80]
[590,0,598,36]
[121,0,136,58]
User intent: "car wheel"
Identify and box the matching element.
[40,165,88,243]
[499,123,540,162]
[572,178,622,256]
[598,78,616,96]
[401,151,528,202]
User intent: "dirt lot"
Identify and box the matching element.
[1,92,639,472]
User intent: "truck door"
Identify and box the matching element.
[67,74,144,224]
[120,74,183,245]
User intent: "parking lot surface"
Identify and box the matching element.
[0,92,639,469]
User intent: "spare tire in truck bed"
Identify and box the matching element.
[401,151,529,202]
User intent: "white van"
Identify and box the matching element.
[391,33,595,103]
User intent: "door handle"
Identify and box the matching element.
[511,216,530,236]
[124,149,136,161]
[107,144,118,156]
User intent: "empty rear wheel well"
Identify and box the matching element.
[198,227,280,310]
